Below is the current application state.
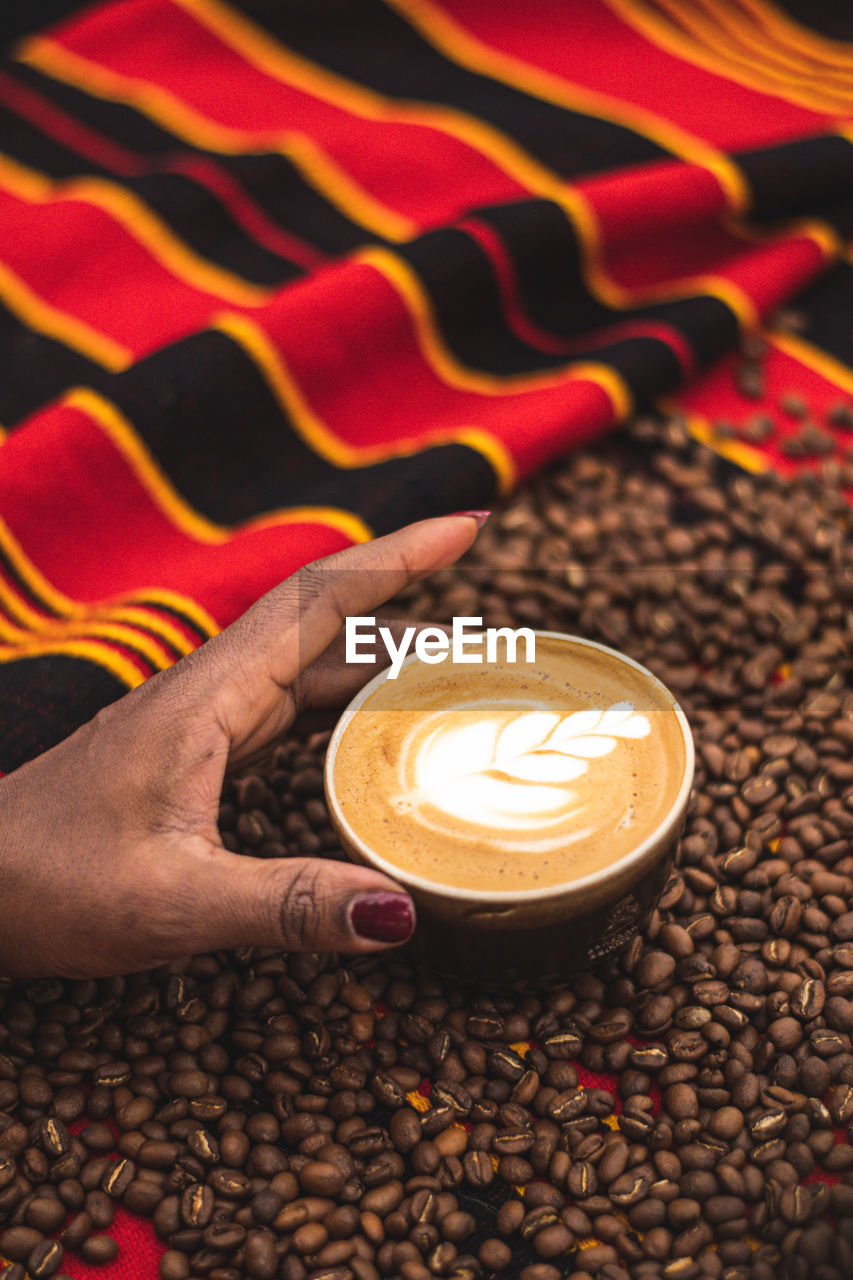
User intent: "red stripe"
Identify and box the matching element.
[167,155,328,271]
[597,212,829,321]
[0,401,358,627]
[0,184,247,353]
[52,0,531,229]
[435,0,831,149]
[254,257,622,475]
[0,71,328,273]
[578,160,729,244]
[460,214,696,377]
[0,69,142,174]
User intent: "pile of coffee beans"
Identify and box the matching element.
[2,410,853,1280]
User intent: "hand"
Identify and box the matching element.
[0,515,483,978]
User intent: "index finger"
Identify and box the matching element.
[198,513,485,752]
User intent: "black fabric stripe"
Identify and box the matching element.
[0,298,102,426]
[0,105,303,286]
[7,60,195,155]
[775,1,853,40]
[1,1,85,52]
[118,172,299,286]
[399,224,671,378]
[235,0,669,177]
[473,200,739,366]
[0,100,90,177]
[220,153,381,253]
[0,653,127,771]
[90,328,498,532]
[393,212,737,402]
[398,226,680,392]
[6,63,380,254]
[736,136,853,223]
[148,601,213,644]
[781,263,853,374]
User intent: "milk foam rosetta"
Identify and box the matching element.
[330,636,688,892]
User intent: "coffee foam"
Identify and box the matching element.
[330,635,687,892]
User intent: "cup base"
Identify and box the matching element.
[393,851,672,988]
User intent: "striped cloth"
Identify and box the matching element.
[1,0,853,773]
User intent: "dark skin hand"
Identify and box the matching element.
[0,515,481,978]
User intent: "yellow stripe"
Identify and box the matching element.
[353,245,633,419]
[64,387,374,545]
[0,519,217,644]
[98,605,198,655]
[696,0,853,89]
[170,0,763,346]
[0,528,204,661]
[0,151,269,308]
[117,588,220,641]
[16,37,416,243]
[651,0,853,112]
[722,212,842,272]
[0,577,196,661]
[734,0,853,69]
[170,0,589,208]
[0,634,145,686]
[384,0,750,213]
[604,0,852,116]
[0,258,131,370]
[769,331,853,396]
[668,404,770,474]
[212,310,516,493]
[555,185,761,331]
[63,387,226,546]
[0,601,178,669]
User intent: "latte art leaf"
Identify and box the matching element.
[409,702,652,830]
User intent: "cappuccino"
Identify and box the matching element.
[328,634,688,893]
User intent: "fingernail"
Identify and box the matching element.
[449,510,491,528]
[351,892,414,943]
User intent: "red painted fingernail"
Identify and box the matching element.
[449,510,491,527]
[351,892,414,943]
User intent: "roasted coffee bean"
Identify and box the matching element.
[60,1211,93,1250]
[40,1120,69,1158]
[102,1158,135,1198]
[26,1240,64,1279]
[80,1236,120,1265]
[181,1182,214,1228]
[25,1197,66,1234]
[85,1191,114,1231]
[159,1251,191,1280]
[0,1228,45,1262]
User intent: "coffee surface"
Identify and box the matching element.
[330,635,687,891]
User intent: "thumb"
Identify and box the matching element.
[188,850,415,954]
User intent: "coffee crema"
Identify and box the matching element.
[330,635,688,892]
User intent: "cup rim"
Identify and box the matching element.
[324,630,695,903]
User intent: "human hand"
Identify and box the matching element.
[0,515,483,978]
